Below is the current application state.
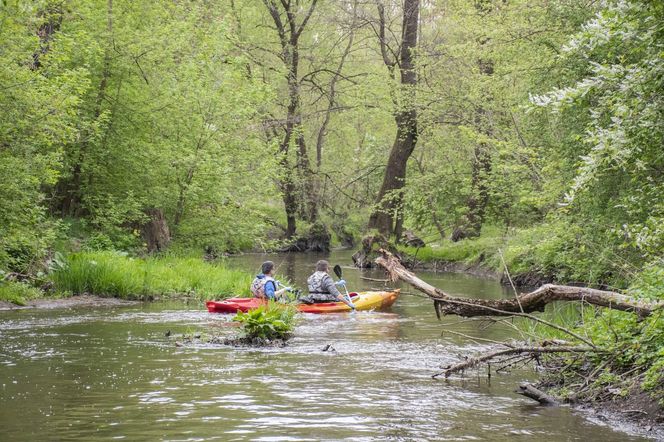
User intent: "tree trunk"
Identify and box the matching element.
[262,0,319,237]
[452,58,493,242]
[281,168,298,238]
[375,249,663,317]
[141,208,170,253]
[368,0,419,237]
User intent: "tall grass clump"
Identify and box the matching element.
[51,251,252,300]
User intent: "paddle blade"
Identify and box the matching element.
[333,264,343,278]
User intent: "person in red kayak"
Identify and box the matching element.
[300,260,355,309]
[250,261,290,300]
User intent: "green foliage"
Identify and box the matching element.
[400,230,502,265]
[531,1,664,267]
[0,280,42,306]
[516,263,664,404]
[233,301,298,341]
[0,1,86,273]
[50,251,252,300]
[401,219,643,287]
[0,0,275,268]
[175,203,271,254]
[584,271,664,400]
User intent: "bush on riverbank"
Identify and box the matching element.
[401,221,639,288]
[0,280,43,305]
[508,263,664,409]
[50,251,252,300]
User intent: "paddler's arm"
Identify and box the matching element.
[324,276,355,309]
[337,294,355,310]
[273,281,291,299]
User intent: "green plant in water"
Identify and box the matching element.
[233,301,298,341]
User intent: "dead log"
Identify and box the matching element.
[433,345,595,378]
[516,383,559,406]
[375,249,662,317]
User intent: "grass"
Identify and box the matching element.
[401,233,504,267]
[399,221,635,287]
[0,280,43,305]
[50,251,253,300]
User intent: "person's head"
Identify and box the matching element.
[315,260,330,273]
[261,261,275,276]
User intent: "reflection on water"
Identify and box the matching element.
[0,251,649,441]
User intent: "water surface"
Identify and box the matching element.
[0,250,648,440]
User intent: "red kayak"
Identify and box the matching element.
[206,290,400,314]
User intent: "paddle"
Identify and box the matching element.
[333,264,355,310]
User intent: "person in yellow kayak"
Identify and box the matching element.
[250,261,290,300]
[300,260,355,309]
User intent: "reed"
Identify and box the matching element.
[50,251,252,300]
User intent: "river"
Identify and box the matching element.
[0,250,649,440]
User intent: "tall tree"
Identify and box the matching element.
[367,0,420,239]
[261,0,319,237]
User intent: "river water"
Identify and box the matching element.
[0,250,649,440]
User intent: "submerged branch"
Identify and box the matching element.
[433,345,596,379]
[516,382,560,406]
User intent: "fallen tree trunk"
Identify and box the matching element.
[375,249,662,317]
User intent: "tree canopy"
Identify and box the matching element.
[0,0,661,292]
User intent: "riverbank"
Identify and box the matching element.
[398,222,642,289]
[576,387,664,439]
[0,251,254,308]
[394,237,664,437]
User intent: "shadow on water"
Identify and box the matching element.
[0,250,651,441]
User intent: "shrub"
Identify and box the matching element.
[233,302,297,341]
[0,280,42,306]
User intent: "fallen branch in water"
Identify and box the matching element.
[375,249,662,317]
[432,345,596,378]
[516,382,559,406]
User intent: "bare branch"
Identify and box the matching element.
[433,345,596,378]
[295,0,319,39]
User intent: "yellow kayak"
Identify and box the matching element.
[297,290,400,313]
